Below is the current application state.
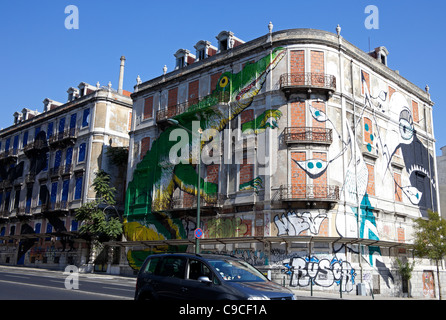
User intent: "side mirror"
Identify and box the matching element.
[198,276,212,284]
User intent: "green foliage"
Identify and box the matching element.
[395,258,415,281]
[413,210,446,261]
[75,170,122,242]
[106,146,128,167]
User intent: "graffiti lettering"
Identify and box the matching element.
[274,211,327,236]
[283,256,356,292]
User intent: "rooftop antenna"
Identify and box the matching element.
[368,37,371,53]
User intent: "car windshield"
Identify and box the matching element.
[208,259,268,282]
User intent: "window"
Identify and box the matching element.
[13,136,19,154]
[158,257,186,279]
[62,179,69,205]
[82,108,90,128]
[197,49,205,60]
[66,147,73,167]
[54,150,62,169]
[23,131,28,147]
[5,138,10,153]
[47,122,54,140]
[187,259,213,281]
[143,96,153,120]
[78,143,86,162]
[35,126,41,139]
[4,191,11,212]
[58,117,66,136]
[25,186,32,213]
[50,182,58,206]
[143,257,161,274]
[70,113,77,131]
[34,223,41,234]
[71,220,78,231]
[394,172,402,202]
[74,175,83,200]
[13,188,20,209]
[366,163,375,196]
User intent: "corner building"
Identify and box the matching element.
[124,28,442,298]
[0,79,132,270]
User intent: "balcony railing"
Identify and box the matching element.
[23,139,48,157]
[49,128,77,148]
[279,72,336,98]
[280,184,340,202]
[152,192,225,212]
[283,127,333,144]
[156,91,230,123]
[0,149,18,163]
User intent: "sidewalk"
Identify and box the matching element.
[289,287,437,300]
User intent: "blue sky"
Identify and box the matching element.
[1,0,445,154]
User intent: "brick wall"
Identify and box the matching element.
[241,109,254,125]
[140,137,151,160]
[313,152,327,197]
[388,86,396,100]
[206,164,219,184]
[311,51,324,74]
[412,100,419,123]
[394,172,402,202]
[290,102,306,127]
[291,152,306,197]
[366,163,375,196]
[362,71,370,95]
[364,117,373,152]
[240,157,254,186]
[211,72,222,91]
[290,50,305,86]
[311,101,326,129]
[167,87,178,117]
[143,96,153,120]
[188,80,199,105]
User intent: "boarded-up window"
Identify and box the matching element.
[143,96,154,120]
[140,137,151,160]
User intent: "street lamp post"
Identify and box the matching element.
[167,118,202,254]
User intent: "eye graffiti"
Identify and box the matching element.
[293,158,328,179]
[219,75,229,88]
[399,109,414,142]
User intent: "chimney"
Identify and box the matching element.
[118,56,126,94]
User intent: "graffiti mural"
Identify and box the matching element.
[124,47,287,268]
[273,211,327,236]
[282,256,356,292]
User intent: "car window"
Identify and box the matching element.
[157,257,186,279]
[187,259,212,281]
[208,259,267,282]
[142,257,161,274]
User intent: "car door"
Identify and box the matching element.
[180,258,225,300]
[154,256,187,300]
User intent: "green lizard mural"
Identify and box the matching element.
[124,47,286,269]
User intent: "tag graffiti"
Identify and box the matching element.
[283,256,356,292]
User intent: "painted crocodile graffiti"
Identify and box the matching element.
[124,47,286,269]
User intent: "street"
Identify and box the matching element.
[0,266,135,300]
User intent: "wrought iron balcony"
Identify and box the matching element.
[283,127,333,145]
[279,72,336,99]
[156,91,230,124]
[49,128,77,149]
[152,192,225,214]
[24,139,48,157]
[280,184,340,202]
[0,149,18,164]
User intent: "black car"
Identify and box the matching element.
[135,253,296,300]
